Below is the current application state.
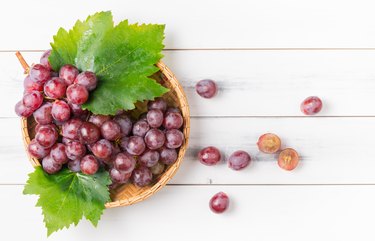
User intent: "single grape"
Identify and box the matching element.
[92,139,113,159]
[126,136,146,155]
[69,103,89,120]
[14,101,34,117]
[148,98,167,112]
[22,91,43,110]
[166,107,181,115]
[257,133,281,154]
[59,64,79,85]
[139,150,160,167]
[147,109,164,128]
[44,77,67,99]
[110,168,132,184]
[80,155,99,175]
[35,123,56,133]
[66,84,89,105]
[74,71,97,91]
[114,114,133,136]
[52,100,71,122]
[228,150,251,171]
[209,192,229,214]
[24,75,43,93]
[144,129,165,150]
[68,159,81,172]
[42,155,62,174]
[33,102,53,124]
[165,129,184,149]
[28,139,51,159]
[101,120,121,141]
[132,120,150,137]
[278,148,299,171]
[78,122,100,144]
[159,147,178,165]
[163,112,183,130]
[65,141,86,161]
[150,162,165,175]
[198,146,221,166]
[89,114,111,127]
[40,49,52,70]
[50,143,68,164]
[114,152,136,173]
[196,79,217,98]
[29,64,51,84]
[132,166,152,187]
[62,118,83,140]
[300,96,323,115]
[35,125,58,148]
[119,137,129,151]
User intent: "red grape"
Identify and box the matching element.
[42,155,62,174]
[92,139,113,159]
[147,109,163,128]
[69,103,89,120]
[126,136,146,155]
[66,84,89,105]
[79,122,100,144]
[59,64,79,85]
[40,49,52,70]
[80,155,99,175]
[44,77,67,99]
[300,96,323,115]
[278,148,299,171]
[68,159,81,172]
[139,150,160,167]
[33,102,53,124]
[198,146,221,166]
[50,143,68,164]
[209,192,229,214]
[14,100,33,117]
[163,112,183,130]
[196,79,217,98]
[110,168,132,184]
[22,91,43,110]
[35,125,58,148]
[28,139,51,159]
[100,120,121,141]
[29,64,51,84]
[52,100,71,122]
[150,162,165,175]
[148,98,167,112]
[145,129,165,150]
[166,107,180,115]
[132,166,152,187]
[132,120,150,137]
[257,133,281,154]
[114,114,133,136]
[159,147,178,165]
[62,137,73,146]
[165,129,184,149]
[65,141,86,161]
[74,71,97,91]
[89,114,111,127]
[114,152,136,173]
[228,150,251,171]
[119,137,129,151]
[62,118,83,140]
[24,75,43,93]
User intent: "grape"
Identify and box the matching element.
[89,114,111,127]
[92,139,113,159]
[209,192,229,214]
[101,120,121,141]
[50,143,68,164]
[29,64,51,84]
[79,122,100,144]
[22,91,43,110]
[147,109,163,128]
[14,101,33,117]
[35,123,56,133]
[44,77,67,99]
[150,162,165,175]
[278,148,299,171]
[62,137,73,146]
[28,139,51,159]
[126,136,146,155]
[40,49,52,70]
[114,152,136,173]
[144,129,165,150]
[33,102,53,124]
[198,146,221,166]
[35,125,58,148]
[119,137,129,151]
[42,155,62,174]
[139,150,160,167]
[159,147,178,165]
[68,159,81,172]
[166,107,181,115]
[132,166,152,187]
[257,133,281,154]
[114,114,133,136]
[74,71,97,91]
[66,84,89,105]
[52,100,71,122]
[62,118,83,140]
[80,155,99,175]
[110,168,132,184]
[228,150,251,171]
[59,64,79,85]
[24,75,43,93]
[65,141,86,160]
[165,129,184,149]
[163,112,183,130]
[300,96,323,115]
[148,98,167,112]
[195,79,217,98]
[132,120,150,137]
[69,103,89,120]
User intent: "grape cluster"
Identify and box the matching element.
[16,50,185,188]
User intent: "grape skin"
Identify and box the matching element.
[209,192,229,214]
[80,155,99,175]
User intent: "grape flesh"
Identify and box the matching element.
[209,192,229,214]
[300,96,323,115]
[278,148,299,171]
[24,75,43,93]
[28,139,51,159]
[139,150,160,167]
[33,102,53,124]
[228,150,251,171]
[196,79,217,98]
[74,71,97,91]
[114,152,136,173]
[145,129,165,150]
[40,49,52,70]
[198,146,221,166]
[150,162,165,175]
[257,133,281,154]
[68,159,81,172]
[100,120,121,141]
[159,147,178,165]
[80,155,99,175]
[165,129,184,149]
[89,114,111,127]
[15,101,33,117]
[92,139,113,159]
[65,141,86,161]
[29,64,51,84]
[114,115,133,136]
[35,125,58,148]
[148,98,167,112]
[42,155,62,174]
[50,143,68,164]
[62,118,83,140]
[110,168,132,184]
[44,77,67,99]
[79,122,100,144]
[147,109,164,128]
[66,84,89,105]
[59,64,79,85]
[52,100,71,122]
[132,120,150,137]
[132,166,152,187]
[163,112,183,130]
[126,136,146,155]
[22,91,43,110]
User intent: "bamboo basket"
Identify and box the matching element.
[21,61,190,208]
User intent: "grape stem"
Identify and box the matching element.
[15,51,30,74]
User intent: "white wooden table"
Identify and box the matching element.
[2,1,375,240]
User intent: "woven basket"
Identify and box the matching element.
[21,61,190,208]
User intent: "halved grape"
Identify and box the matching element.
[35,125,58,148]
[165,129,184,149]
[80,155,99,175]
[159,147,178,165]
[29,64,51,84]
[92,139,113,159]
[42,155,62,174]
[14,100,34,117]
[65,141,86,161]
[22,91,43,110]
[139,150,160,167]
[145,129,165,150]
[150,162,165,175]
[114,152,136,173]
[148,98,167,112]
[44,77,67,99]
[89,114,111,127]
[198,146,221,166]
[40,49,52,70]
[62,118,83,140]
[33,102,53,124]
[114,114,133,136]
[147,109,164,128]
[59,64,79,85]
[52,100,71,122]
[209,192,229,214]
[278,148,299,171]
[126,136,146,155]
[228,150,251,171]
[196,79,217,98]
[163,112,183,130]
[50,143,68,164]
[257,133,281,154]
[78,122,100,144]
[101,120,121,141]
[132,120,150,137]
[66,84,89,105]
[132,166,152,187]
[28,139,51,159]
[74,71,97,91]
[300,96,323,115]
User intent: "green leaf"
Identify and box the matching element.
[49,11,168,115]
[23,167,111,236]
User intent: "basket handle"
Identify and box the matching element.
[15,51,30,74]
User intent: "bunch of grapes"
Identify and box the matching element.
[15,50,185,188]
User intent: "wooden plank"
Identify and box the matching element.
[2,0,375,49]
[3,184,375,240]
[2,116,375,184]
[3,51,375,117]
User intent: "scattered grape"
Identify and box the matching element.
[228,150,251,171]
[132,166,152,187]
[59,64,79,85]
[196,79,217,98]
[114,152,136,173]
[159,147,178,165]
[139,150,160,167]
[165,129,184,149]
[132,120,150,137]
[92,139,113,159]
[74,71,97,91]
[29,64,51,84]
[126,136,146,155]
[278,148,299,171]
[198,146,221,166]
[101,120,121,141]
[44,77,67,99]
[80,155,99,175]
[52,100,71,122]
[79,122,100,144]
[66,84,89,105]
[144,129,165,150]
[257,133,281,154]
[209,192,229,214]
[33,102,53,124]
[300,96,323,115]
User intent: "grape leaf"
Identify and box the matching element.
[23,167,111,236]
[48,11,168,115]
